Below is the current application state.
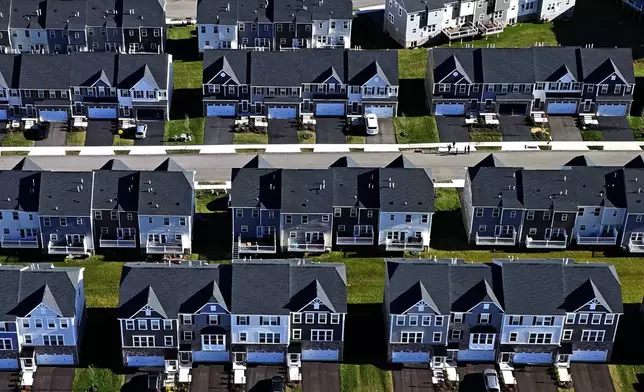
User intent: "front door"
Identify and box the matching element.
[557,354,570,365]
[545,228,552,240]
[288,353,300,365]
[72,234,82,244]
[500,352,513,363]
[494,225,501,237]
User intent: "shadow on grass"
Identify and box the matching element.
[193,212,232,260]
[612,303,644,365]
[79,308,124,372]
[343,303,395,370]
[399,79,430,117]
[430,209,472,251]
[166,36,200,62]
[351,12,400,49]
[170,89,203,120]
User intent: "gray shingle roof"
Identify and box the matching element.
[197,0,240,24]
[121,0,165,28]
[118,262,231,319]
[397,0,444,12]
[198,0,351,23]
[622,168,644,213]
[0,54,17,90]
[70,52,118,87]
[45,0,88,30]
[281,170,334,213]
[231,260,347,315]
[0,169,40,212]
[348,50,399,86]
[519,170,578,211]
[378,168,434,212]
[19,54,72,90]
[138,171,193,216]
[117,54,169,90]
[0,0,10,31]
[332,168,379,208]
[10,0,44,29]
[230,168,282,209]
[480,48,536,84]
[203,50,250,85]
[38,171,94,216]
[580,48,635,84]
[85,0,121,27]
[93,170,139,211]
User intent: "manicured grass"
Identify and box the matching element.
[469,130,502,142]
[195,190,227,214]
[340,364,393,392]
[173,61,203,90]
[112,135,134,146]
[634,59,644,77]
[441,22,558,49]
[346,135,366,144]
[65,131,86,146]
[611,365,644,392]
[1,131,34,147]
[164,117,205,145]
[580,130,604,141]
[72,366,124,392]
[233,132,269,144]
[398,49,428,80]
[434,188,459,211]
[628,117,644,141]
[167,25,195,40]
[298,130,316,144]
[394,116,439,143]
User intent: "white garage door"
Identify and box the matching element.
[391,351,429,363]
[247,352,284,363]
[435,103,465,116]
[547,102,577,115]
[302,349,339,361]
[87,107,117,119]
[457,349,495,362]
[207,104,236,117]
[126,355,165,367]
[571,350,608,362]
[512,352,552,364]
[36,354,74,365]
[597,104,627,116]
[364,106,394,118]
[268,107,297,119]
[315,103,345,116]
[193,351,230,362]
[39,110,68,122]
[0,358,18,369]
[0,109,8,120]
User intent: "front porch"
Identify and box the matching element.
[628,233,644,252]
[336,226,374,245]
[576,227,618,245]
[442,22,479,40]
[100,231,137,248]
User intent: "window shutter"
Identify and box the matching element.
[259,316,263,325]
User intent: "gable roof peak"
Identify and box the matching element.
[155,157,186,172]
[386,154,415,168]
[475,153,505,168]
[244,155,272,168]
[13,157,42,171]
[564,155,595,167]
[330,156,359,168]
[100,159,131,171]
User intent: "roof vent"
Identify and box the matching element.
[565,189,568,196]
[155,203,159,208]
[80,178,84,184]
[76,186,81,192]
[129,8,134,14]
[563,175,567,181]
[226,3,230,11]
[600,191,604,197]
[639,188,642,194]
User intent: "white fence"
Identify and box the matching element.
[193,179,463,192]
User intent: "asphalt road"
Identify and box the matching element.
[2,151,643,182]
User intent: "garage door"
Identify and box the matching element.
[267,107,297,119]
[207,104,236,117]
[126,355,165,367]
[87,107,117,119]
[364,106,394,118]
[0,358,18,369]
[302,349,339,361]
[39,110,68,122]
[435,103,465,116]
[247,352,284,363]
[597,104,628,116]
[571,350,608,362]
[193,351,230,362]
[391,351,429,363]
[547,102,577,115]
[0,109,8,120]
[315,103,345,116]
[36,354,74,365]
[457,349,495,362]
[512,352,552,364]
[136,109,165,121]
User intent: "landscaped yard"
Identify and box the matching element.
[341,364,393,392]
[112,134,134,146]
[72,366,124,392]
[1,131,34,147]
[164,117,205,145]
[298,130,316,144]
[442,22,558,49]
[469,129,502,142]
[629,116,644,140]
[65,131,86,146]
[394,116,439,143]
[634,59,644,77]
[233,132,269,144]
[580,129,604,141]
[346,135,367,143]
[167,25,195,40]
[173,60,203,90]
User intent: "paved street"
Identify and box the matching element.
[1,151,643,181]
[302,362,340,392]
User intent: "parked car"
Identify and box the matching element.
[271,376,285,392]
[364,113,379,135]
[33,122,50,140]
[135,123,148,139]
[484,369,500,392]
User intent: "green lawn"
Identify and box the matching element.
[233,132,269,144]
[1,131,34,147]
[469,130,502,142]
[173,61,203,89]
[394,116,439,143]
[112,135,134,146]
[580,130,604,141]
[195,190,227,214]
[298,130,316,144]
[634,59,644,77]
[164,117,205,145]
[167,25,195,40]
[72,366,124,392]
[341,364,393,392]
[441,22,558,49]
[628,117,644,141]
[398,49,428,80]
[346,135,366,144]
[65,131,86,146]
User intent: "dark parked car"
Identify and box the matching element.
[32,122,50,140]
[271,376,285,392]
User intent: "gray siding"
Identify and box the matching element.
[40,215,94,251]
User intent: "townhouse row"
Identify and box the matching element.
[197,0,352,51]
[0,0,165,54]
[0,157,194,256]
[202,49,400,120]
[385,0,574,47]
[425,46,635,118]
[0,52,172,122]
[230,155,434,256]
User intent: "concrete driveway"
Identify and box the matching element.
[513,366,557,392]
[571,363,615,392]
[33,122,68,147]
[435,116,469,142]
[0,372,17,392]
[457,364,490,392]
[549,116,582,141]
[392,365,434,392]
[246,365,286,392]
[204,117,235,145]
[134,121,165,146]
[302,362,340,392]
[598,116,635,141]
[366,118,396,144]
[190,364,230,391]
[498,115,532,141]
[85,120,117,146]
[268,119,299,144]
[32,367,74,392]
[316,117,347,144]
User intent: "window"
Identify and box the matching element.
[34,319,43,328]
[237,316,249,325]
[562,214,568,221]
[565,314,576,324]
[478,225,487,232]
[528,332,553,344]
[125,320,134,330]
[138,319,148,330]
[261,316,279,326]
[268,211,274,219]
[581,330,605,342]
[179,217,186,226]
[451,330,462,340]
[408,315,418,326]
[350,208,358,217]
[0,339,11,350]
[305,313,315,324]
[435,316,444,326]
[605,314,615,325]
[591,314,602,325]
[285,215,292,224]
[543,211,551,220]
[258,332,280,344]
[43,335,64,346]
[419,315,431,326]
[60,217,67,227]
[534,316,554,326]
[24,335,32,345]
[322,215,329,222]
[405,215,412,223]
[183,331,193,340]
[235,209,243,218]
[401,332,423,343]
[578,314,589,324]
[432,332,442,342]
[479,314,490,324]
[331,314,340,324]
[292,329,301,339]
[475,208,483,217]
[470,333,495,348]
[334,208,341,217]
[165,336,174,346]
[396,315,405,326]
[318,314,328,324]
[562,330,573,340]
[452,313,464,323]
[77,218,83,225]
[421,215,429,223]
[509,332,518,343]
[526,211,534,220]
[43,217,51,226]
[133,336,155,347]
[164,320,172,329]
[163,217,170,226]
[241,226,248,233]
[182,315,192,325]
[22,319,30,328]
[293,313,302,324]
[301,215,308,224]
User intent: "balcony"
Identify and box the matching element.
[576,228,618,246]
[442,22,478,40]
[48,238,87,254]
[629,236,644,253]
[477,20,504,36]
[336,233,374,245]
[385,236,424,251]
[100,234,137,248]
[238,235,277,254]
[287,238,326,252]
[1,237,39,248]
[146,239,184,254]
[475,229,516,246]
[526,232,568,249]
